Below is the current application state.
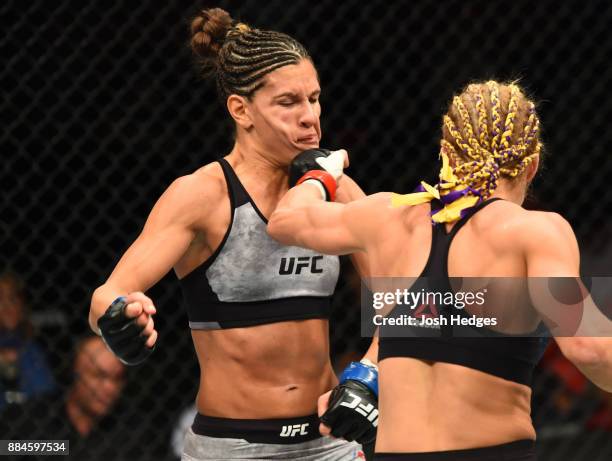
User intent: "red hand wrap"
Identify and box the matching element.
[296,170,337,202]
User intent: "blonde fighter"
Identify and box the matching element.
[268,81,612,460]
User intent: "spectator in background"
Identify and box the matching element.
[0,272,56,410]
[0,335,138,460]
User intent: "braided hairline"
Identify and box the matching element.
[221,60,301,97]
[215,25,310,100]
[222,54,300,84]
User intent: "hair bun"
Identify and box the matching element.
[190,8,233,62]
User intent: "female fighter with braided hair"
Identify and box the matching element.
[268,80,612,460]
[88,8,375,460]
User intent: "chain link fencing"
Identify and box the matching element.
[2,0,611,459]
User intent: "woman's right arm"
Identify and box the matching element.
[89,173,217,342]
[524,211,612,392]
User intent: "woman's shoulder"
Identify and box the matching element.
[357,192,432,235]
[349,192,426,218]
[147,161,229,225]
[520,209,576,246]
[166,161,227,203]
[479,201,575,247]
[494,202,571,233]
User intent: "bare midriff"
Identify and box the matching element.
[192,318,337,419]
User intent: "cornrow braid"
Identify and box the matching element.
[522,107,540,152]
[464,156,500,199]
[499,85,520,151]
[190,9,311,103]
[441,139,463,168]
[453,96,481,159]
[393,81,542,224]
[440,81,542,210]
[487,81,503,152]
[445,81,542,188]
[499,103,540,177]
[505,154,535,178]
[474,86,489,148]
[443,115,473,159]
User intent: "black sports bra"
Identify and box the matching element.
[377,198,549,385]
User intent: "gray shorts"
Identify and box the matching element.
[182,428,364,460]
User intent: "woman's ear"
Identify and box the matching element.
[227,95,253,130]
[526,155,540,183]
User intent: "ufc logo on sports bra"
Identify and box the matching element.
[278,256,324,275]
[340,392,379,427]
[279,423,309,437]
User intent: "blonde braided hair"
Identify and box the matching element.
[443,81,541,200]
[392,81,542,223]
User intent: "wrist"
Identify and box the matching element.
[301,179,327,201]
[89,317,102,336]
[359,358,378,371]
[296,170,337,201]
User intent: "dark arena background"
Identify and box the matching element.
[2,1,612,460]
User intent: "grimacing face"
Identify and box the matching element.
[246,59,322,162]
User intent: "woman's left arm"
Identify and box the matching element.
[267,183,389,258]
[335,175,371,277]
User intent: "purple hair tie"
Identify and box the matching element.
[440,187,469,204]
[429,186,482,223]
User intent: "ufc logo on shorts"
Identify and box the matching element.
[279,423,309,437]
[340,391,379,426]
[279,256,324,275]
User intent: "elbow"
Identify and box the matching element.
[559,337,607,368]
[558,337,612,392]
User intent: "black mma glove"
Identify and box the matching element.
[97,296,155,366]
[321,360,379,444]
[288,148,345,201]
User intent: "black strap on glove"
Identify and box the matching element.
[288,148,332,187]
[97,297,154,366]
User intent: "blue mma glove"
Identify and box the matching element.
[320,360,378,444]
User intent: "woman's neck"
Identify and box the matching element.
[226,142,290,190]
[489,178,527,206]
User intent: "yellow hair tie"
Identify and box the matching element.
[391,149,481,223]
